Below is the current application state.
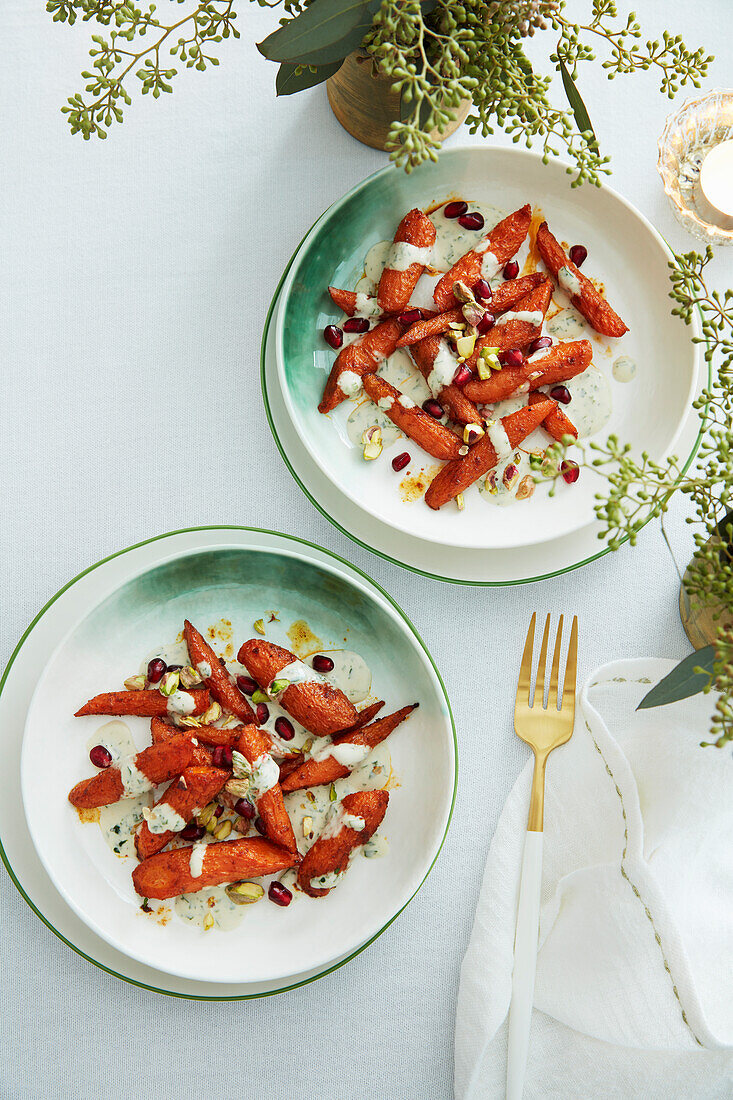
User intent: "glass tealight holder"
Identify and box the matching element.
[657,89,733,246]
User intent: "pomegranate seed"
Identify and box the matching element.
[180,823,204,841]
[236,675,257,696]
[452,364,473,388]
[392,451,411,472]
[89,745,112,769]
[312,654,335,673]
[234,797,256,820]
[444,200,468,219]
[275,716,295,741]
[550,385,571,405]
[147,658,166,684]
[324,325,343,349]
[212,745,233,769]
[422,399,444,419]
[569,245,587,268]
[256,702,269,724]
[502,260,519,280]
[268,881,293,907]
[529,336,553,354]
[561,461,580,484]
[214,803,224,818]
[255,816,267,836]
[397,308,423,327]
[501,348,524,368]
[476,312,496,335]
[472,279,492,301]
[458,212,485,231]
[343,317,369,334]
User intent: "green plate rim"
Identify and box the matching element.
[261,157,708,586]
[0,526,458,1001]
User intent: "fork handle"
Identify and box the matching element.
[506,829,543,1100]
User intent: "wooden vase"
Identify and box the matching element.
[326,51,471,152]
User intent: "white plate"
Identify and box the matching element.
[263,279,706,585]
[275,147,699,550]
[15,530,455,988]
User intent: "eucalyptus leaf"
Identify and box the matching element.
[557,51,597,148]
[257,0,382,67]
[637,646,715,710]
[276,59,343,97]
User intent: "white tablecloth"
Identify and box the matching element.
[1,3,731,1097]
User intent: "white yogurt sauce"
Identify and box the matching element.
[612,355,637,382]
[141,640,189,675]
[387,241,433,271]
[315,650,372,703]
[427,339,459,397]
[189,841,207,878]
[166,690,196,716]
[479,249,502,279]
[196,660,212,679]
[486,420,513,462]
[339,369,363,398]
[398,394,415,409]
[310,870,344,891]
[250,752,280,798]
[354,292,382,318]
[493,309,544,327]
[345,401,401,449]
[269,659,326,697]
[363,834,389,859]
[119,757,155,798]
[311,739,371,767]
[99,794,151,857]
[175,887,247,932]
[428,202,506,270]
[559,366,612,437]
[363,241,393,284]
[143,801,187,834]
[547,308,586,339]
[558,265,583,298]
[85,719,137,765]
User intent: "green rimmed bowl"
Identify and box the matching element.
[275,146,699,551]
[19,534,455,987]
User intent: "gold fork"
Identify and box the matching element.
[506,613,578,1100]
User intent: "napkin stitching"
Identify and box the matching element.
[585,718,704,1048]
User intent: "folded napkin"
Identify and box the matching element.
[455,659,733,1099]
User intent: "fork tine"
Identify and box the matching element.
[534,614,551,708]
[548,615,564,710]
[517,613,536,707]
[562,615,579,712]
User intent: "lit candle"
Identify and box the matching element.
[698,139,733,228]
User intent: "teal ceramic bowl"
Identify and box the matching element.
[21,540,455,985]
[275,146,698,552]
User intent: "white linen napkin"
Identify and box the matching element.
[455,659,733,1100]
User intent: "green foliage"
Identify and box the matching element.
[637,646,715,710]
[541,249,733,748]
[50,0,712,174]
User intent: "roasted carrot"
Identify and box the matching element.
[183,619,255,724]
[433,204,532,311]
[233,725,298,854]
[424,399,554,509]
[132,837,297,900]
[75,689,210,719]
[281,704,418,793]
[396,273,546,346]
[528,391,579,441]
[337,700,385,734]
[463,339,592,404]
[536,222,628,338]
[135,765,230,860]
[68,736,195,809]
[150,717,212,765]
[377,208,436,312]
[464,279,553,372]
[410,336,484,425]
[319,319,403,414]
[297,790,389,897]
[327,286,385,319]
[361,373,462,460]
[237,640,358,737]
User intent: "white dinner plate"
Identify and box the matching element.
[274,146,699,550]
[11,529,455,991]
